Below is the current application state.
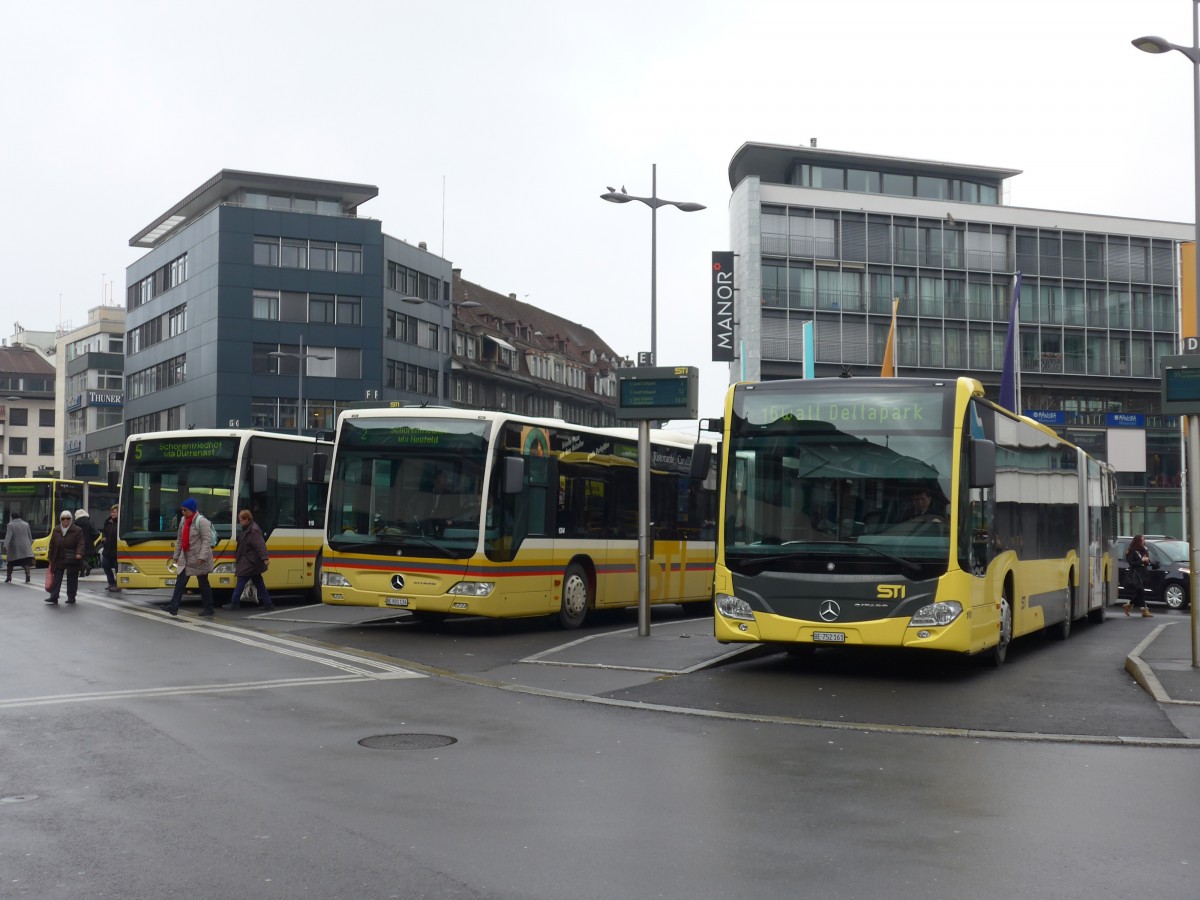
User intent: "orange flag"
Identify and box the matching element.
[880,298,899,377]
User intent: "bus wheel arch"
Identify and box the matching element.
[557,558,594,629]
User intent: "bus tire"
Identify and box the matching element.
[1052,585,1072,641]
[985,592,1012,667]
[557,562,591,629]
[310,549,324,603]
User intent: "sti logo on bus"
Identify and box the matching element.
[877,584,906,600]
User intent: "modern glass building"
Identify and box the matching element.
[727,141,1193,535]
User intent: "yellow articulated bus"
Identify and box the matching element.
[116,429,330,597]
[706,376,1116,665]
[320,408,717,627]
[0,478,118,567]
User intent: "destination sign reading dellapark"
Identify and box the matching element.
[738,390,946,433]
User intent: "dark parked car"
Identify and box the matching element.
[1115,537,1191,610]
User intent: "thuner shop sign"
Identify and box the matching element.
[711,251,734,362]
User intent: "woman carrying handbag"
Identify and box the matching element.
[1123,534,1154,618]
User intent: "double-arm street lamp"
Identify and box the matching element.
[601,164,705,365]
[1133,4,1200,668]
[601,166,704,636]
[269,337,332,435]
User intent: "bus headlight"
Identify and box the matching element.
[909,600,963,627]
[716,592,755,621]
[117,562,141,574]
[321,571,351,587]
[449,581,495,597]
[213,563,236,574]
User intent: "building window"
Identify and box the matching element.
[39,408,54,427]
[253,237,280,266]
[281,238,308,268]
[38,438,54,456]
[9,437,27,455]
[337,244,362,273]
[337,297,361,325]
[310,241,336,271]
[253,290,280,320]
[309,294,335,323]
[9,408,27,426]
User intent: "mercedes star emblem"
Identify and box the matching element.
[391,574,406,590]
[819,599,841,622]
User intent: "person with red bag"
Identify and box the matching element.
[45,510,86,605]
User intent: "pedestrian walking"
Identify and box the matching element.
[220,509,274,611]
[164,498,215,617]
[3,511,34,584]
[101,504,121,592]
[74,509,100,576]
[1123,534,1154,618]
[45,510,86,605]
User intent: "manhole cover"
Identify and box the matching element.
[358,733,457,751]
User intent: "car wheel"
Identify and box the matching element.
[557,562,591,629]
[1163,583,1187,611]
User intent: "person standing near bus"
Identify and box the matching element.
[1123,534,1154,618]
[4,511,34,584]
[101,504,121,592]
[164,498,215,617]
[220,509,274,612]
[74,508,100,576]
[45,510,86,605]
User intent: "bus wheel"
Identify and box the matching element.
[1052,586,1072,641]
[986,593,1012,667]
[557,563,591,629]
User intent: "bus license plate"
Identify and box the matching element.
[385,597,409,607]
[812,631,845,643]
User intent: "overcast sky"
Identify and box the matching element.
[4,0,1198,420]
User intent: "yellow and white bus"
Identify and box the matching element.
[116,429,331,596]
[0,478,118,567]
[320,408,717,627]
[707,376,1116,665]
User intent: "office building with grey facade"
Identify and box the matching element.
[125,171,452,436]
[726,141,1193,535]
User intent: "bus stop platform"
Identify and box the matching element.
[1126,615,1200,738]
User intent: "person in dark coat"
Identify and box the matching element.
[4,511,34,583]
[46,510,86,605]
[101,504,121,592]
[1123,534,1154,618]
[74,508,100,576]
[220,509,274,611]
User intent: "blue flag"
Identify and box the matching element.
[998,273,1022,412]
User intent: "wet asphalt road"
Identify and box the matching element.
[3,576,1199,899]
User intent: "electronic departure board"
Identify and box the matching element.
[1161,354,1200,415]
[615,366,698,420]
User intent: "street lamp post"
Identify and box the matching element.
[601,164,706,365]
[601,165,704,636]
[269,337,332,435]
[1133,5,1200,668]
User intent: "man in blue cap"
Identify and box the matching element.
[163,498,215,616]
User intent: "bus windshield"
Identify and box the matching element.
[326,417,491,559]
[726,385,954,576]
[0,482,55,541]
[120,437,240,544]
